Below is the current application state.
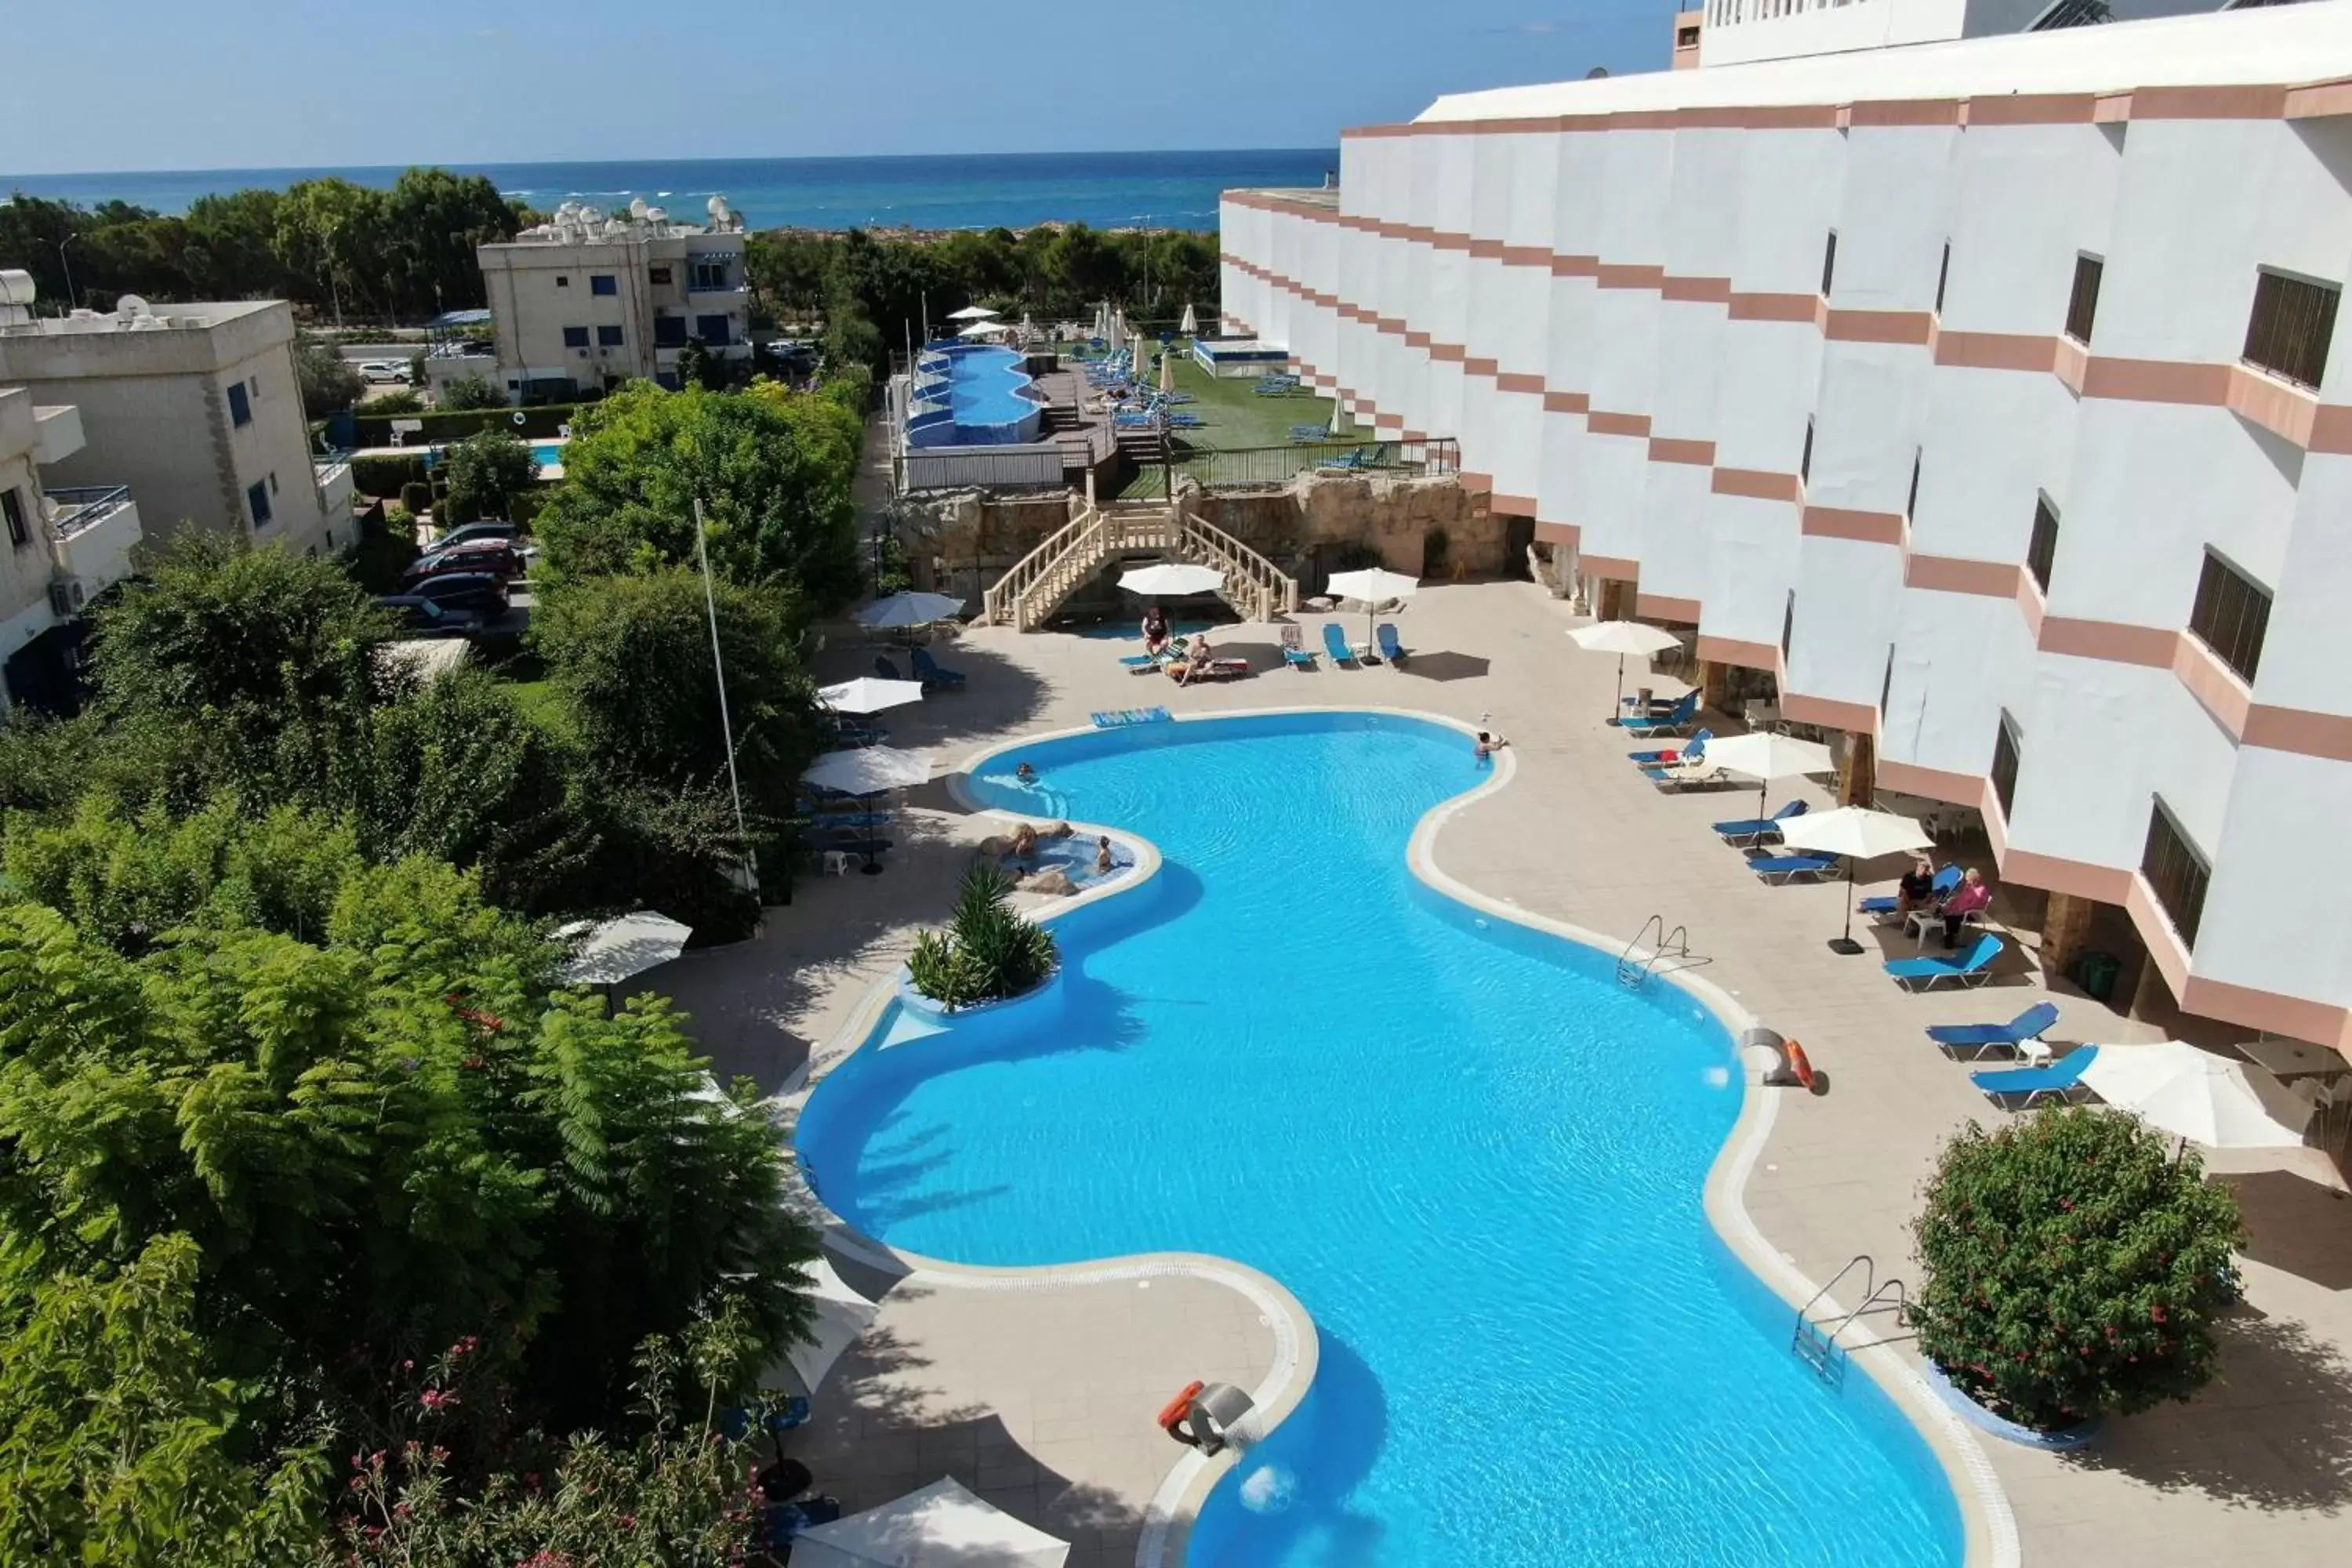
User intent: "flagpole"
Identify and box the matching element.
[695,498,755,895]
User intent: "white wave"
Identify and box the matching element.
[1239,1465,1296,1514]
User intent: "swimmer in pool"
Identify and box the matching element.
[1011,822,1040,864]
[1474,729,1508,761]
[1016,762,1037,783]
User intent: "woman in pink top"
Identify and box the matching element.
[1941,868,1991,946]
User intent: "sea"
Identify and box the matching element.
[1,150,1338,233]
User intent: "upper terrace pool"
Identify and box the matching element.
[906,342,1044,447]
[796,712,1964,1567]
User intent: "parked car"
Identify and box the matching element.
[405,541,523,584]
[361,360,409,383]
[424,521,517,554]
[377,595,486,637]
[380,572,509,616]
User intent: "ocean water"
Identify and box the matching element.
[795,712,1964,1568]
[1,149,1338,232]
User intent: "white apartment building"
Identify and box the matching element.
[474,198,753,402]
[1218,4,2352,1058]
[1697,0,2230,69]
[0,293,350,561]
[0,385,143,719]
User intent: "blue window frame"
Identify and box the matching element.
[247,478,272,527]
[597,324,625,347]
[590,274,618,296]
[227,382,252,427]
[695,314,731,347]
[562,325,590,348]
[654,315,687,347]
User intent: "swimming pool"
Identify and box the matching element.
[906,342,1044,448]
[796,712,1965,1567]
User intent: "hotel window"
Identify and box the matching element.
[247,478,272,528]
[597,324,625,347]
[2026,496,2059,593]
[1990,712,2022,820]
[1798,418,1813,485]
[227,381,252,427]
[2140,798,2210,949]
[648,266,673,285]
[2188,547,2270,684]
[555,275,569,287]
[2,487,27,548]
[2241,267,2339,390]
[590,274,618,296]
[695,314,732,346]
[1820,230,1838,298]
[2063,252,2103,345]
[1907,448,1922,518]
[655,315,688,347]
[1934,241,1951,314]
[563,325,590,349]
[690,260,730,291]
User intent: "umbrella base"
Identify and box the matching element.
[1826,936,1865,956]
[859,862,885,876]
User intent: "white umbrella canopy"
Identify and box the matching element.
[1160,343,1174,392]
[1775,806,1935,954]
[1567,619,1684,717]
[854,590,966,628]
[804,746,934,797]
[1180,301,1199,336]
[1703,731,1837,815]
[2080,1041,2314,1149]
[946,304,999,321]
[818,676,926,716]
[790,1478,1069,1568]
[1118,562,1225,597]
[557,910,691,987]
[1326,566,1421,649]
[956,318,1010,339]
[771,1254,880,1396]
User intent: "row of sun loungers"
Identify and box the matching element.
[873,649,965,691]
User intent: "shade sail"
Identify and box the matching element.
[557,910,691,986]
[1118,563,1225,597]
[789,1478,1069,1568]
[2079,1041,2315,1149]
[854,592,967,628]
[819,677,927,715]
[804,746,934,796]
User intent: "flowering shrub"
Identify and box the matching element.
[1908,1105,2243,1431]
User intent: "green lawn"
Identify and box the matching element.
[503,677,579,742]
[1156,343,1369,453]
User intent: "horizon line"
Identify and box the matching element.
[3,146,1341,183]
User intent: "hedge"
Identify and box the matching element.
[348,402,583,448]
[352,452,430,496]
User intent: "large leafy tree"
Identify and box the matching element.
[532,383,862,604]
[438,426,539,524]
[1910,1105,2243,1430]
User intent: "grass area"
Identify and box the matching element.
[503,677,579,742]
[1158,342,1370,453]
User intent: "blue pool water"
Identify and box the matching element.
[796,713,1964,1567]
[907,343,1044,448]
[531,441,566,467]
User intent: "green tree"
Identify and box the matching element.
[532,383,861,604]
[437,373,506,412]
[907,864,1059,1009]
[439,426,539,524]
[294,339,363,418]
[1909,1105,2243,1430]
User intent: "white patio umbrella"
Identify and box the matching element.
[2078,1041,2314,1149]
[853,590,966,628]
[946,304,999,321]
[1160,343,1174,392]
[804,746,933,796]
[1701,731,1836,816]
[1118,562,1225,597]
[771,1254,880,1396]
[1775,805,1935,954]
[1180,301,1199,336]
[956,318,1010,339]
[1326,566,1421,650]
[790,1478,1069,1568]
[1566,619,1683,717]
[557,910,691,987]
[818,676,926,716]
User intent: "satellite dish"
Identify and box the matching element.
[1585,66,1610,78]
[115,292,150,319]
[629,196,650,220]
[707,194,726,218]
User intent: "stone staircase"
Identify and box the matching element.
[981,500,1298,631]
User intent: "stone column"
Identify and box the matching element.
[1700,659,1733,714]
[2040,891,2100,984]
[1838,732,1877,807]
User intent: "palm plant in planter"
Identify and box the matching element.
[906,865,1059,1010]
[1908,1105,2242,1432]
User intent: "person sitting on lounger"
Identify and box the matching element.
[1095,835,1115,877]
[1171,633,1213,685]
[1896,855,1936,916]
[1142,605,1171,656]
[1940,868,1991,947]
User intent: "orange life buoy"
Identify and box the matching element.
[1786,1041,1817,1090]
[1157,1381,1205,1438]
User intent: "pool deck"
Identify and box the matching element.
[648,579,2352,1567]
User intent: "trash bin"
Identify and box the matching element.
[2073,951,2121,1004]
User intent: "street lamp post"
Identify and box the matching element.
[56,234,78,311]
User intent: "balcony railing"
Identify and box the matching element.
[45,485,132,539]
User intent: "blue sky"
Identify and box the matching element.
[7,0,1670,173]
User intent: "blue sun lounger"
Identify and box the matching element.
[1091,706,1173,728]
[1928,1001,2061,1058]
[1713,798,1807,845]
[1886,932,2004,990]
[1859,862,1961,917]
[1629,728,1709,767]
[873,655,906,680]
[1377,623,1406,666]
[911,647,966,691]
[1747,853,1838,884]
[1322,622,1358,667]
[1120,651,1164,673]
[1620,691,1700,736]
[1970,1046,2099,1108]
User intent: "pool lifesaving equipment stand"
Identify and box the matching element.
[1744,1026,1818,1092]
[1157,1380,1256,1456]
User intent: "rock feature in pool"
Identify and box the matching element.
[796,712,1971,1568]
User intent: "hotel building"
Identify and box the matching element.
[1217,5,2352,1056]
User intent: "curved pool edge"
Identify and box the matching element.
[792,705,2016,1568]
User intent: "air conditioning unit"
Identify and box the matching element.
[47,577,85,616]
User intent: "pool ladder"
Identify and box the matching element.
[1791,1255,1910,1389]
[1616,915,1690,989]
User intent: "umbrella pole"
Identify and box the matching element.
[862,789,886,875]
[1613,654,1625,724]
[1828,857,1864,955]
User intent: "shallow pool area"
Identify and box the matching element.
[796,712,1965,1568]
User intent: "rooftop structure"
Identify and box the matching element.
[0,281,348,560]
[472,195,753,401]
[1693,0,2276,70]
[1217,1,2352,1060]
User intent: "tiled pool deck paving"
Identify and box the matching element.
[650,579,2352,1567]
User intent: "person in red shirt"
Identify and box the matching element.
[1941,868,1992,946]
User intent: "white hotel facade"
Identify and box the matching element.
[1218,5,2352,1057]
